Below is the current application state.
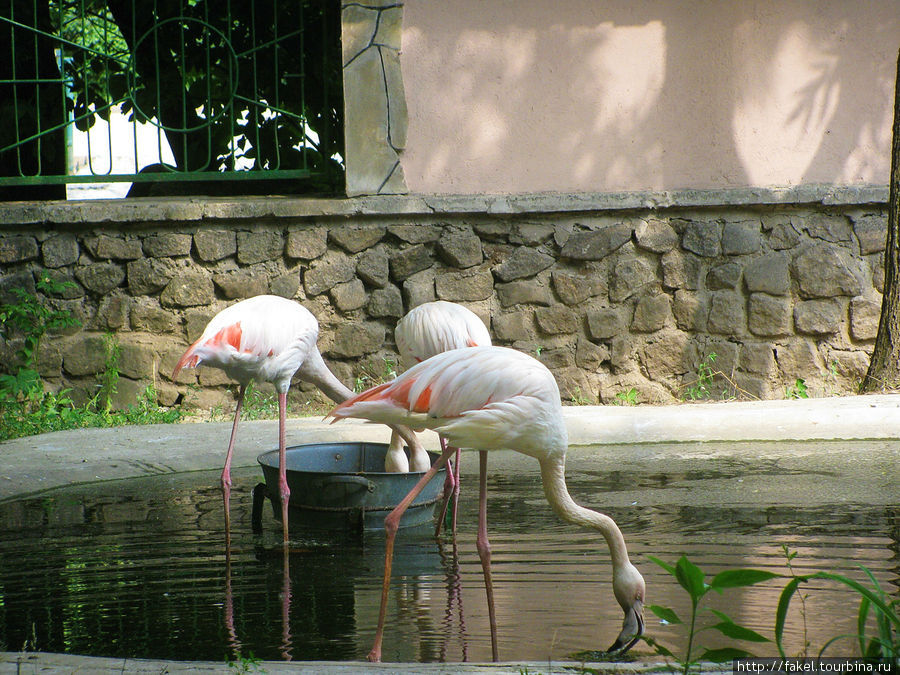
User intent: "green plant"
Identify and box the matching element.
[644,555,775,674]
[226,651,263,673]
[353,356,398,393]
[785,378,809,399]
[780,545,811,657]
[612,388,639,406]
[568,387,593,405]
[241,383,279,420]
[0,272,81,398]
[776,566,899,662]
[682,353,718,401]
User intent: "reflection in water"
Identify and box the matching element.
[0,461,896,663]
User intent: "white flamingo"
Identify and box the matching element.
[172,294,418,543]
[328,346,645,662]
[388,301,491,535]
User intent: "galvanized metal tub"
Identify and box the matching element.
[255,441,446,532]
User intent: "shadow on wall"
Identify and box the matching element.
[400,1,897,193]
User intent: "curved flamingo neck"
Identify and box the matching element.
[538,456,632,569]
[297,347,354,403]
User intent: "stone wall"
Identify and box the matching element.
[0,190,888,412]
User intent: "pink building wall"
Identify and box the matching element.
[400,1,900,195]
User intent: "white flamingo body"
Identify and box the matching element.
[173,295,356,543]
[329,346,645,661]
[395,300,492,369]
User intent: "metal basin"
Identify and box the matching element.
[255,441,446,532]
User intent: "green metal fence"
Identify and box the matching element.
[0,0,343,197]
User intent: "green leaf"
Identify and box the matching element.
[647,555,677,576]
[699,647,753,662]
[710,621,770,642]
[675,555,708,599]
[648,604,682,625]
[775,576,806,658]
[711,569,780,589]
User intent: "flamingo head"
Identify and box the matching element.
[607,562,645,654]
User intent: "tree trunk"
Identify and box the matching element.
[861,48,900,392]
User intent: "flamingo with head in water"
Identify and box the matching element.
[172,294,419,543]
[388,301,491,534]
[328,345,645,662]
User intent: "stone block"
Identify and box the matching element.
[632,293,672,332]
[142,233,192,257]
[75,263,125,294]
[707,290,744,335]
[390,244,433,281]
[492,310,534,342]
[749,293,792,336]
[706,262,742,290]
[474,222,513,240]
[792,244,864,298]
[96,294,128,330]
[537,347,573,370]
[744,254,790,295]
[117,338,159,379]
[63,334,107,376]
[496,277,554,307]
[722,221,760,255]
[661,250,702,290]
[609,258,655,301]
[330,226,386,253]
[535,305,578,334]
[435,265,494,302]
[740,343,775,375]
[774,339,822,380]
[89,234,142,260]
[160,272,214,308]
[586,307,625,340]
[575,336,609,370]
[798,213,853,243]
[681,221,722,257]
[673,289,707,331]
[640,329,690,376]
[366,285,404,318]
[559,223,632,260]
[357,246,390,287]
[194,230,237,262]
[212,272,268,300]
[131,302,179,333]
[494,246,554,281]
[850,294,881,341]
[327,323,385,358]
[794,298,842,335]
[183,309,215,342]
[330,279,367,312]
[0,270,35,305]
[388,224,441,243]
[765,220,801,250]
[42,234,79,268]
[510,223,556,246]
[127,258,177,295]
[852,215,887,255]
[237,230,284,264]
[0,236,39,263]
[552,268,606,305]
[286,228,327,260]
[269,273,300,299]
[304,251,356,296]
[635,219,678,253]
[402,269,436,308]
[44,269,84,298]
[437,225,483,268]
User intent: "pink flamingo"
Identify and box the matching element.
[328,346,645,662]
[390,301,491,534]
[172,294,417,543]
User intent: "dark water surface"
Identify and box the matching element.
[0,441,896,664]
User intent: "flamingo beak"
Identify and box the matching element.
[607,599,644,654]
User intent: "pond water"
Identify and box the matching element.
[0,440,896,664]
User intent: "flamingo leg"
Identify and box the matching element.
[434,437,454,537]
[368,445,455,662]
[476,450,498,661]
[450,445,462,534]
[222,384,246,532]
[277,391,290,544]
